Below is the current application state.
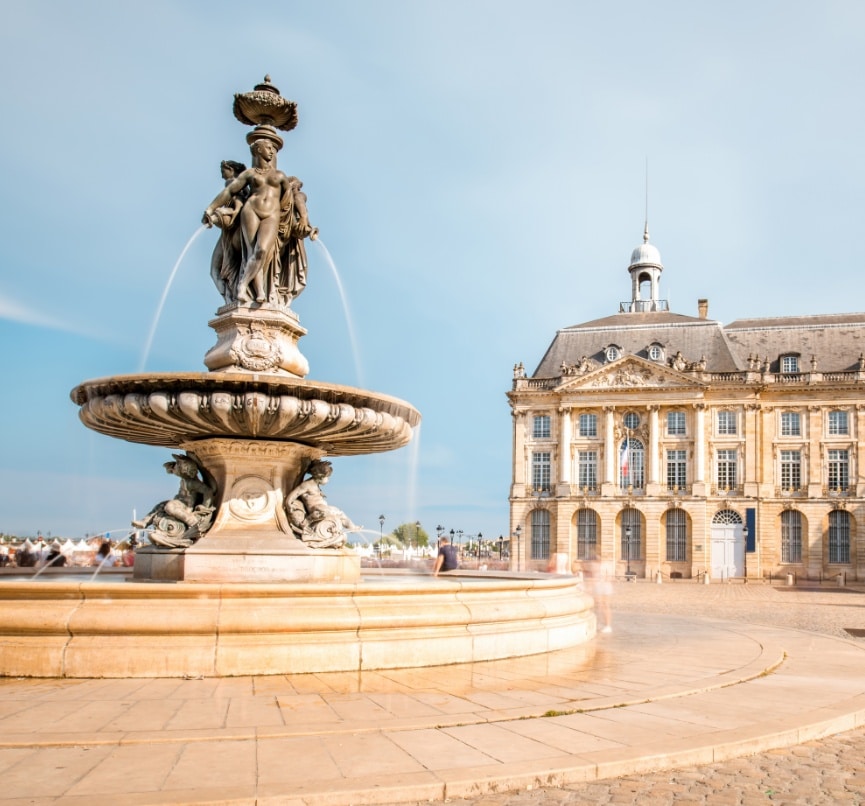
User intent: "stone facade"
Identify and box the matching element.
[507,231,865,582]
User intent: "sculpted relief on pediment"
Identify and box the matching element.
[559,359,701,391]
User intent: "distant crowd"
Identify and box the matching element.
[0,537,136,569]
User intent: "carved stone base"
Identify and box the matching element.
[204,304,309,377]
[134,437,362,583]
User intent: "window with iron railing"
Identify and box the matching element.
[829,510,851,564]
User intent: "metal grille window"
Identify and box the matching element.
[781,510,802,563]
[717,410,737,435]
[576,508,597,560]
[578,451,598,490]
[780,412,801,436]
[665,509,687,562]
[828,410,849,435]
[828,449,849,490]
[532,415,551,439]
[717,450,737,489]
[620,508,641,563]
[619,438,645,489]
[531,452,551,492]
[578,413,597,437]
[666,411,686,435]
[666,450,687,490]
[780,450,801,491]
[829,510,851,564]
[530,509,550,560]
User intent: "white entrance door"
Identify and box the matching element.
[710,525,745,580]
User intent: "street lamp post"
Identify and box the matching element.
[625,525,632,577]
[497,535,504,560]
[513,524,522,572]
[378,514,385,558]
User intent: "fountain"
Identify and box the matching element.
[0,78,594,678]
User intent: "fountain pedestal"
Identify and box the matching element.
[132,437,361,583]
[203,304,309,377]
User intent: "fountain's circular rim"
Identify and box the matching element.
[70,371,421,453]
[71,371,420,420]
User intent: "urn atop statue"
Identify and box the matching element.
[233,75,298,137]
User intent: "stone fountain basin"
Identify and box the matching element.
[70,372,420,453]
[0,574,595,678]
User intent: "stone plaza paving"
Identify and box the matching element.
[0,580,863,805]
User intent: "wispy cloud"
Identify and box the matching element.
[0,294,96,338]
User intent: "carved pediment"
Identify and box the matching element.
[558,356,706,391]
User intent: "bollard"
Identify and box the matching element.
[703,571,710,585]
[656,569,662,584]
[839,571,846,587]
[786,573,794,586]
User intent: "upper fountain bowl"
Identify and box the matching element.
[71,372,420,455]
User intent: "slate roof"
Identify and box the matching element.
[532,311,865,378]
[533,312,742,377]
[724,313,865,372]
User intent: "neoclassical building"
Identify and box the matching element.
[507,228,865,581]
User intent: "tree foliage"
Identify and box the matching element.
[391,522,429,548]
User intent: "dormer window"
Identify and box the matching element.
[605,345,621,362]
[648,344,664,362]
[781,354,800,373]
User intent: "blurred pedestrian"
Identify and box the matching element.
[433,536,459,576]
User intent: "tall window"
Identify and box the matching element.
[530,509,550,560]
[780,450,802,491]
[620,508,641,562]
[717,450,737,490]
[829,510,851,564]
[576,509,598,560]
[781,510,802,563]
[532,415,551,439]
[828,410,849,435]
[578,450,598,490]
[781,355,799,373]
[717,410,737,435]
[531,452,551,492]
[666,509,687,562]
[578,413,597,437]
[666,449,687,490]
[780,411,801,437]
[828,449,849,491]
[619,438,645,489]
[666,411,686,435]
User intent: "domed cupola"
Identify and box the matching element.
[624,223,668,313]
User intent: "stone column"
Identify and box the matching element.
[558,406,572,495]
[744,403,760,498]
[512,411,527,496]
[646,405,660,494]
[602,406,616,493]
[693,404,706,495]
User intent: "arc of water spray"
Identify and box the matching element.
[138,225,207,373]
[313,240,364,387]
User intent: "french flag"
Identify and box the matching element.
[620,440,630,480]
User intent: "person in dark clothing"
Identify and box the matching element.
[433,536,459,576]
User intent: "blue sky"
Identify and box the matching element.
[2,1,865,541]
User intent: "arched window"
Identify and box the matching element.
[619,438,645,489]
[620,508,641,562]
[712,509,743,525]
[666,509,687,562]
[781,510,803,563]
[530,509,550,560]
[829,510,851,564]
[576,509,598,560]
